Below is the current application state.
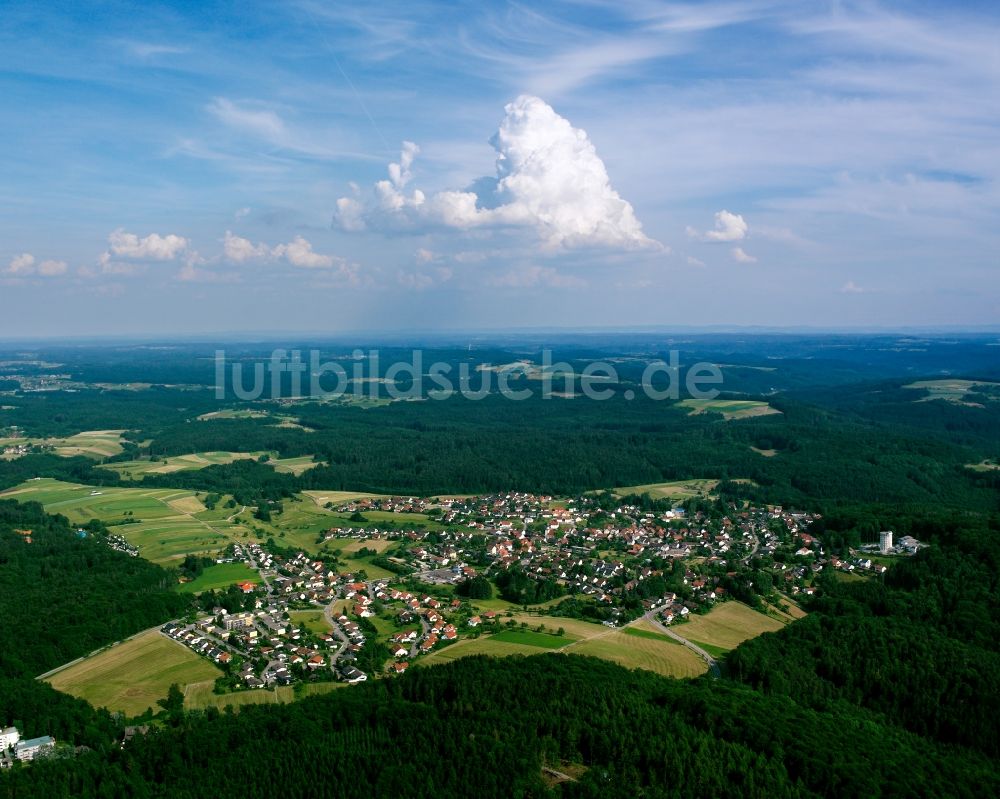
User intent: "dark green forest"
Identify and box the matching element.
[2,654,998,798]
[0,502,190,679]
[5,387,999,511]
[0,502,192,756]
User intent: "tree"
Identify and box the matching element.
[456,576,493,600]
[157,683,184,724]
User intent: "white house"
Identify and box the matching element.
[0,727,19,751]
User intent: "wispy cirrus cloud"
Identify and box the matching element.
[207,98,286,140]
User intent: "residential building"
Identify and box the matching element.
[15,736,55,761]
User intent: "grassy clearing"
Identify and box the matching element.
[302,490,389,506]
[905,379,1000,405]
[196,409,271,421]
[339,557,395,580]
[177,562,260,593]
[772,595,808,620]
[184,682,289,710]
[833,571,869,583]
[47,630,221,717]
[507,614,606,639]
[678,399,781,420]
[490,630,572,649]
[289,610,333,635]
[269,455,322,475]
[472,595,576,614]
[612,479,718,500]
[337,538,393,555]
[676,602,784,652]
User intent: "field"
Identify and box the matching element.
[1,430,125,460]
[675,602,785,652]
[420,614,709,679]
[677,399,782,420]
[0,479,242,564]
[302,490,388,505]
[106,451,322,479]
[490,629,572,648]
[178,562,260,593]
[417,637,560,665]
[0,478,407,565]
[612,478,718,500]
[565,629,707,678]
[905,379,1000,405]
[106,451,264,479]
[46,630,221,717]
[269,455,323,475]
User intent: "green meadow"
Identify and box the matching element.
[677,399,781,420]
[177,562,261,593]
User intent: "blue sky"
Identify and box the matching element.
[2,0,999,336]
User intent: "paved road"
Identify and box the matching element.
[323,598,351,670]
[740,529,760,565]
[639,610,721,679]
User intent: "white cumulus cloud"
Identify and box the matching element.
[731,246,757,263]
[3,253,68,278]
[687,210,749,242]
[221,231,356,279]
[223,231,271,263]
[5,253,36,276]
[107,228,189,260]
[272,236,336,269]
[335,95,656,250]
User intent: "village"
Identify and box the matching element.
[152,491,910,694]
